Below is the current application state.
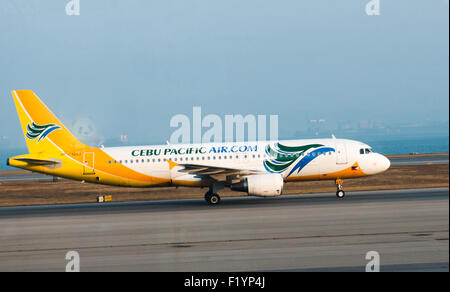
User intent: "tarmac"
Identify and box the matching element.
[0,187,448,272]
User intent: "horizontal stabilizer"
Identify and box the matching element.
[8,156,62,170]
[13,158,60,166]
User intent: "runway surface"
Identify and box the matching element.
[0,172,50,181]
[0,188,448,272]
[389,154,448,166]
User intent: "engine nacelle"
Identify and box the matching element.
[231,174,284,197]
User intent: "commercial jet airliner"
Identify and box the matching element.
[7,90,391,204]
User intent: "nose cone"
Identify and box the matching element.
[379,155,391,173]
[361,153,391,175]
[371,153,390,174]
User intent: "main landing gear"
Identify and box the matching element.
[204,190,221,205]
[335,179,345,199]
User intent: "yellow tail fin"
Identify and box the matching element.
[12,90,87,154]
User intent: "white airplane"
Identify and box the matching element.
[7,90,391,204]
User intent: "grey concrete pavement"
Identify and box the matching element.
[0,188,448,271]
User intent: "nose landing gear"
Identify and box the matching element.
[335,179,345,198]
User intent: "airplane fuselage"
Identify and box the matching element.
[97,138,389,187]
[8,90,391,203]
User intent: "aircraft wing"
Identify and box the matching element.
[167,160,262,182]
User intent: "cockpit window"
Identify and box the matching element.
[360,148,372,154]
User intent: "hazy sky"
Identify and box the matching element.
[0,0,448,146]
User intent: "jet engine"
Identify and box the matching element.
[231,174,284,197]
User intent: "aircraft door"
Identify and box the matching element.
[335,143,348,165]
[83,152,95,175]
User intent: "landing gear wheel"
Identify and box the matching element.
[335,179,345,199]
[336,190,345,198]
[204,192,221,205]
